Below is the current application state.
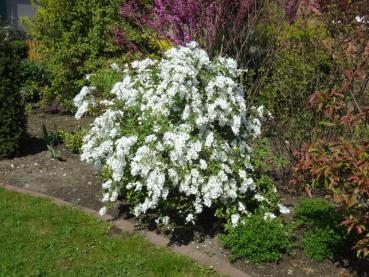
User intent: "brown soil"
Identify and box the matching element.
[0,110,101,210]
[0,110,367,277]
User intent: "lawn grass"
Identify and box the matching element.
[0,188,221,277]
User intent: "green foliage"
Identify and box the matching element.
[59,128,87,154]
[256,17,334,152]
[0,28,27,159]
[0,188,220,277]
[23,0,128,107]
[9,40,28,59]
[20,60,49,103]
[221,215,291,263]
[251,137,290,184]
[89,67,122,99]
[294,197,350,261]
[294,197,340,228]
[42,125,62,161]
[302,227,344,261]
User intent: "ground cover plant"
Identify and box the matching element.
[294,197,351,261]
[0,187,221,277]
[221,214,291,263]
[59,128,87,154]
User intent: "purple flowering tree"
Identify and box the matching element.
[118,0,263,67]
[117,0,323,67]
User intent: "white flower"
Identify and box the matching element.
[238,202,246,213]
[111,63,121,72]
[102,180,112,190]
[278,204,290,214]
[78,42,271,225]
[199,159,207,170]
[185,213,194,224]
[205,132,214,147]
[73,86,96,119]
[99,206,108,216]
[231,213,240,227]
[110,190,119,202]
[231,115,241,135]
[240,178,255,193]
[102,193,110,203]
[263,212,276,221]
[162,216,170,225]
[356,16,368,24]
[254,194,265,202]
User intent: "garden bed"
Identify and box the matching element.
[0,109,101,210]
[0,110,367,277]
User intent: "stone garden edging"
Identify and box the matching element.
[0,183,249,277]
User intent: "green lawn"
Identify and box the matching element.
[0,188,220,277]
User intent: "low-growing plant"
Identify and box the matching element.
[221,215,291,263]
[42,125,62,161]
[294,197,341,228]
[74,42,288,226]
[59,129,87,154]
[293,197,350,261]
[302,227,346,261]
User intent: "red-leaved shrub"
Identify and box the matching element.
[291,85,369,257]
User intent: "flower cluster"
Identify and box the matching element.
[75,42,282,226]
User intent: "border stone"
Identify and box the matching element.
[0,183,249,277]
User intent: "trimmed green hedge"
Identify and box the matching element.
[0,29,27,158]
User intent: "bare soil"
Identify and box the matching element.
[0,110,101,210]
[0,110,367,277]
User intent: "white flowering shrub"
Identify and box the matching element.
[75,42,285,226]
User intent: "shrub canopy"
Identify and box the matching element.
[75,42,286,226]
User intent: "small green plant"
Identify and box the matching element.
[302,227,344,261]
[25,103,33,117]
[294,197,340,228]
[42,125,62,161]
[59,128,86,154]
[46,144,62,161]
[221,215,291,263]
[293,197,350,261]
